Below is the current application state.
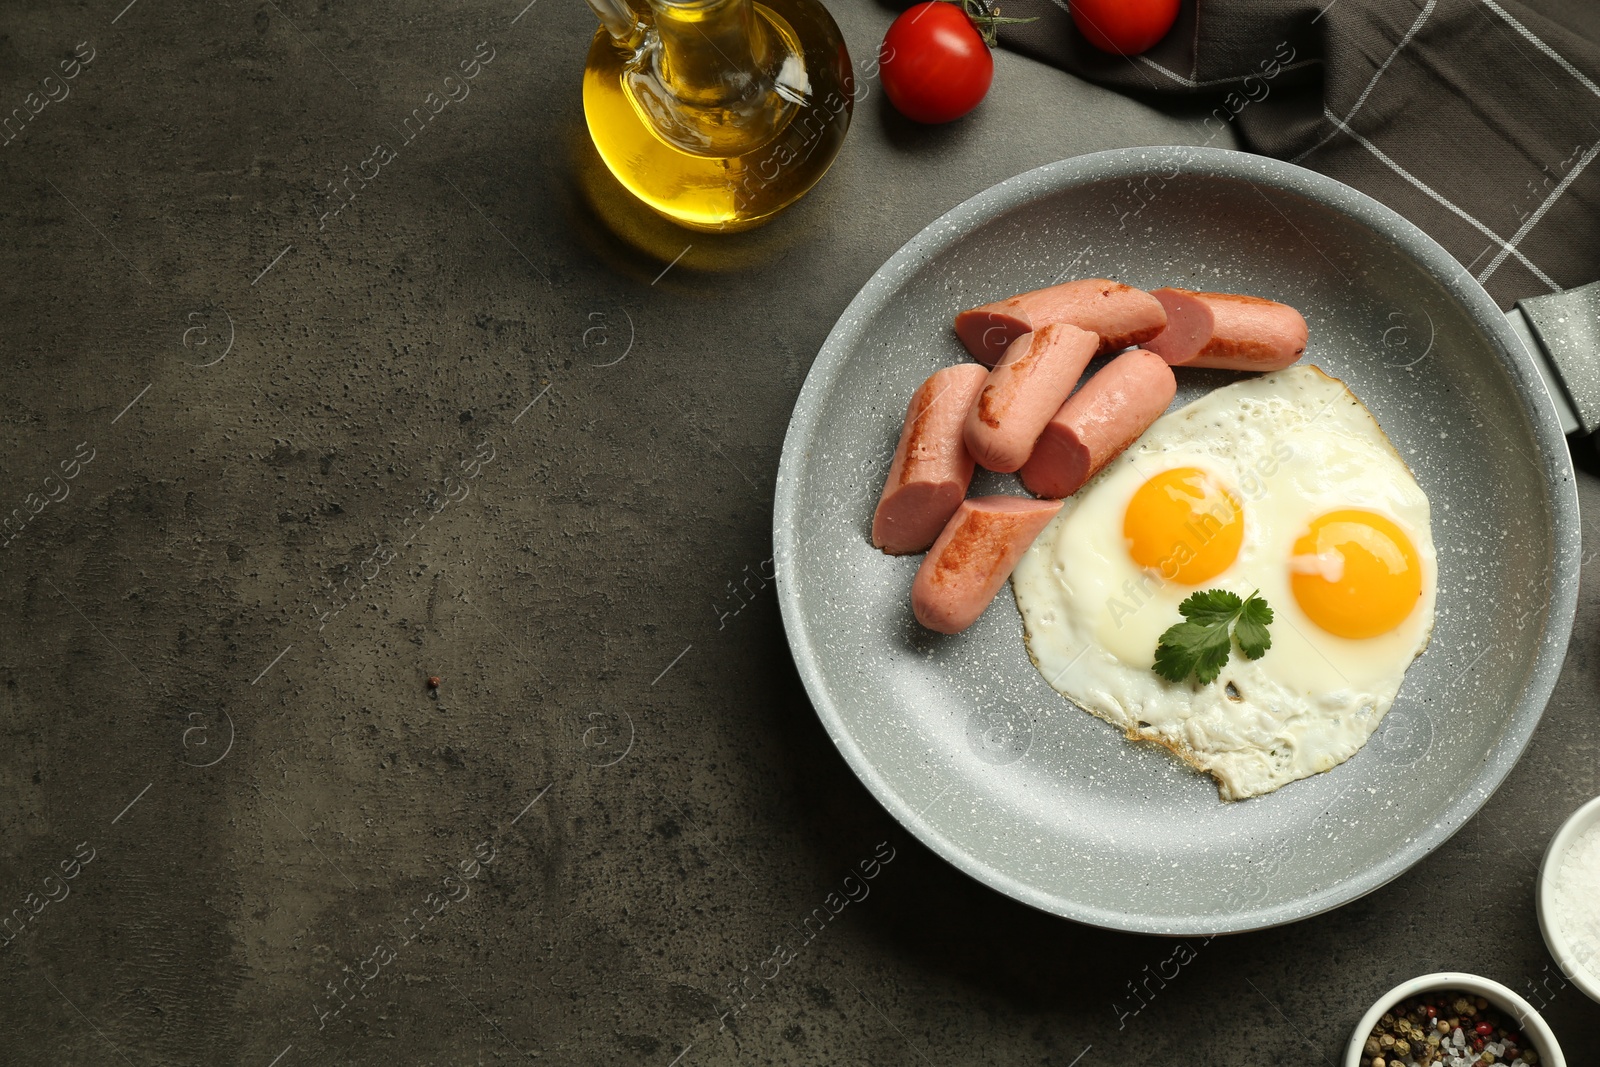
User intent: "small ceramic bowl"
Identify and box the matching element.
[1343,973,1565,1067]
[1538,793,1600,1005]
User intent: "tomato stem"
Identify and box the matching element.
[958,0,1038,48]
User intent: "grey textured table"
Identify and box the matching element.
[1,1,1597,1064]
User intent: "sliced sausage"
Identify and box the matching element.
[1020,349,1176,499]
[954,279,1168,366]
[963,323,1099,474]
[1144,288,1307,371]
[872,364,990,555]
[912,496,1064,634]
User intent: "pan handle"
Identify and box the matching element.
[1510,283,1600,437]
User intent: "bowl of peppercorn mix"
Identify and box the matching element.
[1344,973,1564,1067]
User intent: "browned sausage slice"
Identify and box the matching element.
[1144,288,1307,371]
[872,364,990,555]
[912,496,1064,634]
[1019,349,1176,499]
[954,279,1168,366]
[963,323,1099,474]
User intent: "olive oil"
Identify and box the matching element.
[582,0,853,232]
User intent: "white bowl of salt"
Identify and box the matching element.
[1538,793,1600,1005]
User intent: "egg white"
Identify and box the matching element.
[1012,365,1436,801]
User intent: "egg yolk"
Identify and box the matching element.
[1123,467,1244,584]
[1290,509,1421,639]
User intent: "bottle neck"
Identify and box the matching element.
[651,0,772,106]
[586,0,643,43]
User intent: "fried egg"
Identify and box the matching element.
[1012,365,1436,801]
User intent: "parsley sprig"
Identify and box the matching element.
[1152,589,1274,685]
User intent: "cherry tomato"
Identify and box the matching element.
[1069,0,1179,56]
[880,2,994,124]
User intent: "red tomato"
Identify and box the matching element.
[879,2,994,124]
[1069,0,1179,56]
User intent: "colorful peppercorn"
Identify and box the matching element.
[1360,991,1538,1067]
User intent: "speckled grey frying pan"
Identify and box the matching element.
[774,146,1586,935]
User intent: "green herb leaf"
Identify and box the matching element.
[1152,589,1275,685]
[1233,593,1274,660]
[1174,588,1242,628]
[1153,619,1235,685]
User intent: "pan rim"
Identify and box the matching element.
[773,144,1581,935]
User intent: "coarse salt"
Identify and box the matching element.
[1550,818,1600,984]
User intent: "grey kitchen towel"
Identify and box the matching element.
[991,0,1600,308]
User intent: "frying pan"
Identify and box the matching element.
[773,146,1586,935]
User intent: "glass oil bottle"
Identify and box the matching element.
[582,0,853,232]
